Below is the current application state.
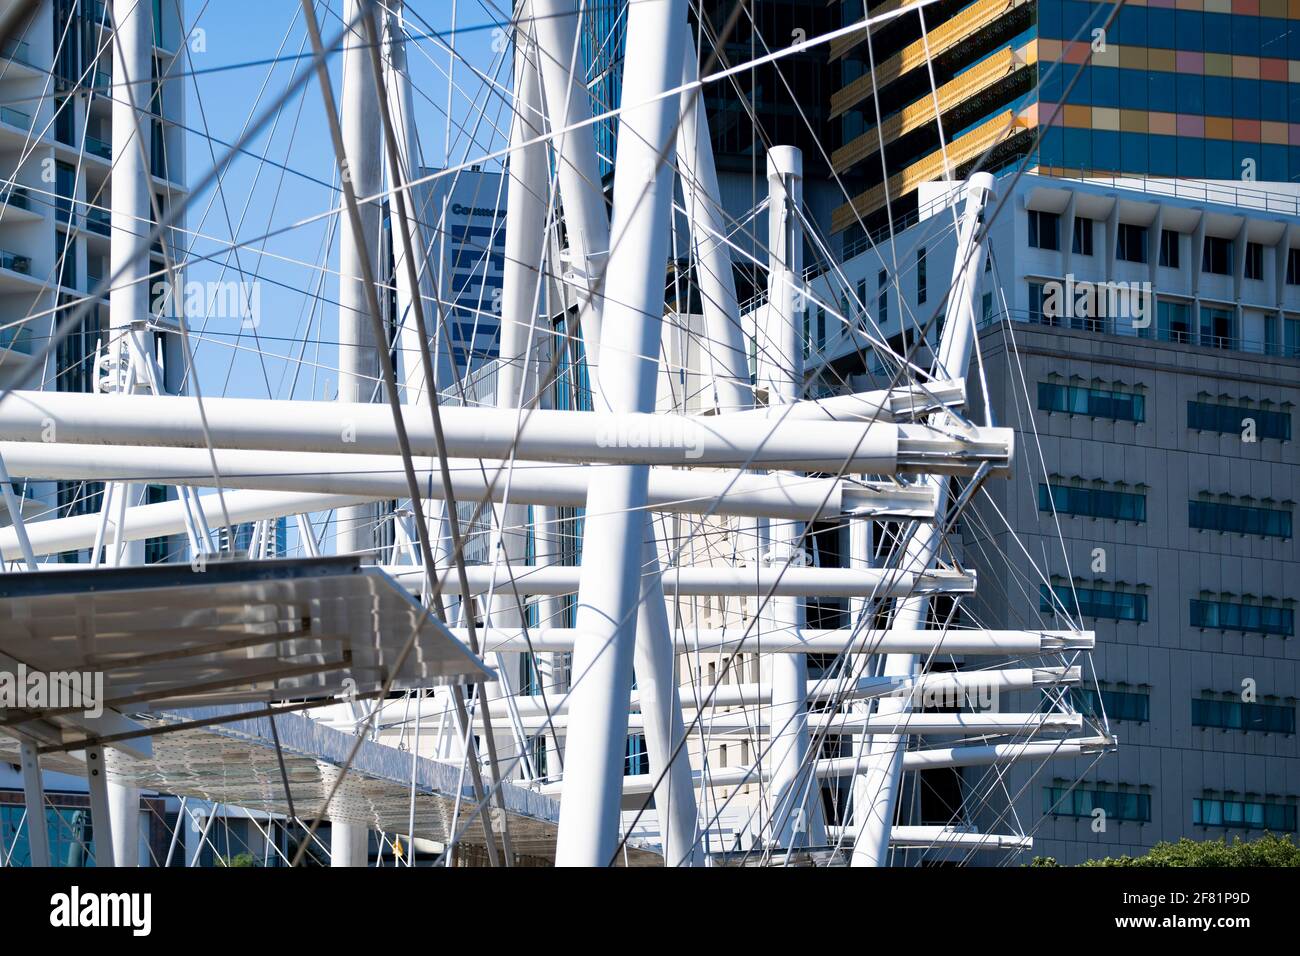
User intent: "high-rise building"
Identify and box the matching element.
[804,169,1300,862]
[0,0,188,865]
[403,166,507,389]
[829,2,1300,246]
[1,0,188,564]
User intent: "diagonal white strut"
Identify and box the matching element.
[849,173,997,867]
[554,0,686,866]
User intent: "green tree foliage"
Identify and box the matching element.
[1030,834,1300,867]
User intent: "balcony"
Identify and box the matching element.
[1,186,29,212]
[85,135,112,161]
[85,209,111,237]
[0,106,30,131]
[0,250,31,275]
[979,307,1300,362]
[1,39,34,68]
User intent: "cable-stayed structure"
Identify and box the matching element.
[0,0,1119,867]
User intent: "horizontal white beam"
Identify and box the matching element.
[0,391,1011,474]
[0,442,937,521]
[545,736,1111,797]
[884,826,1032,851]
[466,711,1082,736]
[0,488,365,560]
[727,380,965,423]
[461,628,1093,655]
[391,564,974,598]
[451,666,1079,719]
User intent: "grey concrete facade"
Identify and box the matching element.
[805,170,1300,863]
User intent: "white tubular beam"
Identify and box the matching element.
[467,712,1082,736]
[19,739,50,867]
[388,564,974,597]
[107,777,140,867]
[0,442,938,521]
[85,746,115,867]
[0,489,368,559]
[544,736,1112,797]
[332,823,369,868]
[461,667,1079,719]
[724,380,966,423]
[678,28,748,413]
[462,628,1093,655]
[851,173,997,869]
[760,145,816,848]
[885,827,1033,851]
[0,392,1012,475]
[528,0,611,364]
[382,2,433,403]
[634,531,699,866]
[555,0,685,867]
[486,21,551,783]
[109,0,152,376]
[496,20,548,411]
[337,0,383,408]
[336,0,383,586]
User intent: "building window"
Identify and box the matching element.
[1189,499,1292,538]
[916,246,927,304]
[1072,217,1093,256]
[1037,381,1145,422]
[1202,235,1233,275]
[1199,305,1235,349]
[1157,298,1193,343]
[624,734,648,776]
[1192,698,1296,734]
[1046,786,1151,823]
[1190,597,1294,637]
[1041,583,1149,622]
[1245,241,1264,280]
[1159,229,1180,268]
[1117,223,1147,263]
[1287,248,1300,285]
[1069,686,1150,723]
[1193,798,1296,832]
[1028,209,1060,251]
[877,269,887,325]
[1039,483,1146,522]
[144,485,172,564]
[1188,400,1291,441]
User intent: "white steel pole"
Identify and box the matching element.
[109,0,153,394]
[19,740,49,867]
[334,0,384,866]
[848,512,875,825]
[633,527,699,865]
[528,0,611,367]
[554,0,686,866]
[485,11,550,780]
[382,2,432,404]
[850,173,996,867]
[677,29,748,413]
[760,146,822,848]
[107,0,153,861]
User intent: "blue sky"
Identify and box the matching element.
[179,1,506,400]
